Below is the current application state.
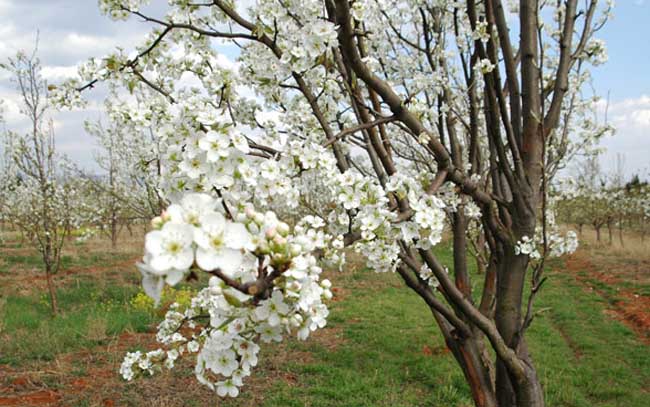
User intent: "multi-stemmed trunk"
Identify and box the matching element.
[494,250,545,407]
[424,261,545,407]
[437,238,545,407]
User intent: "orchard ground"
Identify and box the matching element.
[0,228,649,407]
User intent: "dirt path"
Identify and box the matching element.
[564,251,650,343]
[0,332,152,407]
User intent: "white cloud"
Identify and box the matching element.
[58,32,125,57]
[0,92,24,124]
[41,65,78,81]
[0,0,12,15]
[597,95,650,177]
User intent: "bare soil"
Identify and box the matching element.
[564,249,650,343]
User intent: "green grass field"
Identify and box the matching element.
[1,236,649,406]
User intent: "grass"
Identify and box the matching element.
[0,231,649,406]
[0,276,155,365]
[234,269,474,407]
[0,250,133,275]
[529,268,650,406]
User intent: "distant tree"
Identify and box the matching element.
[83,113,164,248]
[0,47,84,314]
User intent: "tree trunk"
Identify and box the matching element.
[45,263,58,315]
[430,310,498,407]
[595,226,601,242]
[453,335,498,407]
[494,248,545,407]
[65,224,73,242]
[513,364,546,407]
[110,215,118,250]
[618,219,624,247]
[607,222,613,245]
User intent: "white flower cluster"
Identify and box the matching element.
[329,170,403,273]
[514,236,542,259]
[548,230,579,257]
[163,110,257,193]
[472,21,491,43]
[386,173,448,250]
[477,58,496,74]
[583,38,608,66]
[514,230,579,260]
[122,193,333,396]
[75,228,98,244]
[254,1,338,72]
[411,195,447,248]
[99,0,150,20]
[48,80,87,109]
[418,264,440,289]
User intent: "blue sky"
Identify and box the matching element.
[587,0,650,178]
[0,0,648,178]
[592,0,650,99]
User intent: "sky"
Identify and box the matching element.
[0,0,649,179]
[589,0,650,179]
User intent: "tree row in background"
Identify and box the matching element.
[0,48,163,314]
[556,156,650,245]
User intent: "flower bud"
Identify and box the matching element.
[291,314,303,326]
[277,222,290,236]
[289,244,302,257]
[287,281,301,292]
[208,276,223,287]
[258,241,270,254]
[265,228,277,240]
[273,235,287,246]
[151,216,164,229]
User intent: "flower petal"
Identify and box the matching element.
[145,231,164,255]
[165,268,186,286]
[150,254,172,273]
[138,266,164,304]
[197,248,243,277]
[171,249,194,270]
[225,223,253,250]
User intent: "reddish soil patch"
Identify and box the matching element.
[617,292,650,339]
[564,252,650,343]
[0,324,345,407]
[0,390,61,406]
[60,257,141,278]
[422,344,450,357]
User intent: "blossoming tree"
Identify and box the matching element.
[557,168,650,246]
[56,1,611,406]
[0,49,86,314]
[81,98,166,248]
